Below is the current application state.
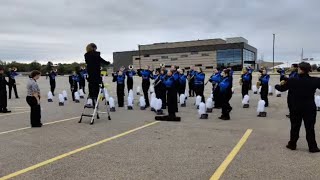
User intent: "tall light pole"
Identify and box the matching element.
[273,33,275,72]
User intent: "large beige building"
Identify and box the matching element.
[113,37,257,71]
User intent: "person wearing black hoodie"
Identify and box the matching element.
[84,43,110,99]
[0,66,11,113]
[275,62,320,153]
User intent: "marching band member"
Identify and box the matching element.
[258,68,270,107]
[275,62,320,153]
[194,67,205,103]
[49,69,57,96]
[8,67,19,99]
[178,69,187,97]
[0,66,11,113]
[187,66,196,97]
[137,65,153,108]
[277,67,286,82]
[126,65,136,93]
[112,70,126,107]
[218,69,233,120]
[69,71,80,102]
[284,64,299,118]
[153,68,167,108]
[209,68,222,108]
[79,66,88,94]
[240,67,252,98]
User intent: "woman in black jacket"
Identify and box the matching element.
[84,43,110,99]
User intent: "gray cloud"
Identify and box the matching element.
[0,0,319,63]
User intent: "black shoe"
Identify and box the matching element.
[286,144,296,150]
[2,109,11,113]
[16,97,19,99]
[31,123,42,128]
[309,148,320,153]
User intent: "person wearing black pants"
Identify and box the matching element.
[112,70,125,107]
[240,68,251,98]
[8,68,19,99]
[194,68,205,103]
[218,69,233,120]
[138,66,153,108]
[155,70,180,121]
[258,69,270,107]
[178,69,187,96]
[126,65,136,93]
[69,71,80,101]
[187,67,195,97]
[154,68,166,109]
[0,67,11,113]
[79,67,88,94]
[275,62,320,153]
[84,43,110,99]
[209,68,222,108]
[26,70,42,127]
[49,69,57,96]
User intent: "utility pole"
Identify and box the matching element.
[273,33,275,72]
[301,48,304,62]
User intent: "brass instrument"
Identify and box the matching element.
[160,63,165,68]
[128,65,133,70]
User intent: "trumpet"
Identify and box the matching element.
[128,65,133,70]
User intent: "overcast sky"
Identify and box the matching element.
[0,0,319,64]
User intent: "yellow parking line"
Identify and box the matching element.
[0,111,29,117]
[0,121,159,180]
[210,129,253,180]
[0,117,80,136]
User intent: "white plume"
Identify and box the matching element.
[109,97,115,108]
[180,94,186,104]
[139,96,146,107]
[242,95,250,105]
[58,94,65,103]
[128,96,133,106]
[198,102,206,115]
[155,99,162,111]
[47,91,53,100]
[206,97,213,109]
[75,92,80,101]
[257,100,265,113]
[195,96,202,106]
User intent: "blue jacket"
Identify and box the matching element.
[140,70,153,81]
[194,72,205,86]
[126,70,136,79]
[219,77,232,93]
[242,73,251,82]
[260,74,270,85]
[163,76,175,88]
[289,71,298,79]
[115,74,125,84]
[72,75,80,82]
[10,71,19,79]
[173,72,180,81]
[179,74,187,85]
[49,72,57,81]
[209,72,222,84]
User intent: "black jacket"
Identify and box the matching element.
[275,74,320,111]
[84,51,110,83]
[0,74,8,92]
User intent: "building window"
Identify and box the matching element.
[195,64,202,67]
[206,66,213,69]
[201,53,210,56]
[181,54,188,58]
[191,51,198,55]
[152,59,158,62]
[185,67,191,70]
[144,54,150,57]
[165,65,171,68]
[171,58,178,61]
[135,57,141,60]
[217,49,243,71]
[161,56,169,59]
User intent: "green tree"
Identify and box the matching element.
[29,61,41,71]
